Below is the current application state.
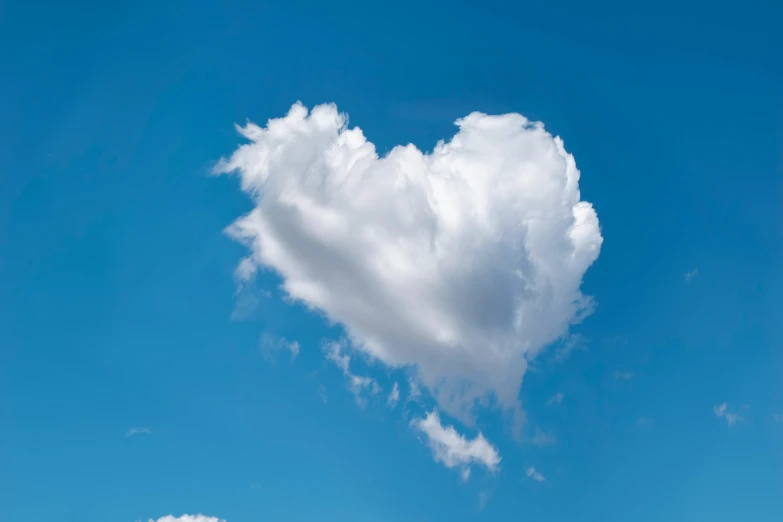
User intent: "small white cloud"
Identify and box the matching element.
[125,427,151,437]
[324,340,380,407]
[408,377,422,403]
[635,416,653,428]
[149,515,226,522]
[684,268,699,282]
[324,340,351,374]
[412,410,500,476]
[478,491,491,510]
[714,403,743,425]
[614,370,634,381]
[553,333,587,363]
[526,466,545,482]
[460,467,471,482]
[260,333,300,361]
[530,426,557,446]
[318,385,328,404]
[546,392,564,406]
[388,382,400,408]
[216,102,602,422]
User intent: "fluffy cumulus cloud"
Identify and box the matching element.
[412,410,500,478]
[149,515,226,522]
[216,102,602,422]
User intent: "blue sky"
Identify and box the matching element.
[1,1,781,521]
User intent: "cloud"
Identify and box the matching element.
[553,333,586,363]
[684,268,699,282]
[149,515,226,522]
[714,403,743,425]
[478,490,491,510]
[407,377,422,403]
[546,392,564,406]
[216,102,602,421]
[324,340,380,407]
[530,426,557,446]
[125,427,151,437]
[635,416,653,428]
[412,410,500,477]
[774,413,782,422]
[388,382,400,408]
[260,333,300,361]
[614,370,634,381]
[526,466,546,482]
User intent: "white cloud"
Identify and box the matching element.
[324,340,380,407]
[530,426,557,446]
[553,333,586,363]
[614,370,634,381]
[714,403,743,425]
[478,490,491,510]
[526,466,545,482]
[260,333,300,361]
[149,515,226,522]
[408,377,422,403]
[216,102,602,421]
[388,382,400,408]
[635,416,653,428]
[684,268,699,282]
[125,427,151,437]
[546,392,564,406]
[412,410,500,477]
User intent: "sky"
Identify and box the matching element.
[1,1,781,521]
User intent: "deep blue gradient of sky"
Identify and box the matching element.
[1,1,781,521]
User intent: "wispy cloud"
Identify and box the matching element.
[684,268,699,282]
[324,340,380,407]
[530,426,557,446]
[149,516,225,522]
[553,333,587,363]
[635,417,653,428]
[411,410,500,480]
[125,427,151,437]
[526,466,545,482]
[546,392,564,406]
[478,490,491,510]
[774,413,782,422]
[714,403,743,425]
[260,333,299,361]
[387,382,400,408]
[407,377,422,403]
[614,370,634,381]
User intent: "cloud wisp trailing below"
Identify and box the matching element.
[411,410,501,479]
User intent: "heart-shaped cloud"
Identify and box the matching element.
[216,102,602,421]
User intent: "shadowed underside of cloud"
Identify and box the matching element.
[216,102,602,423]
